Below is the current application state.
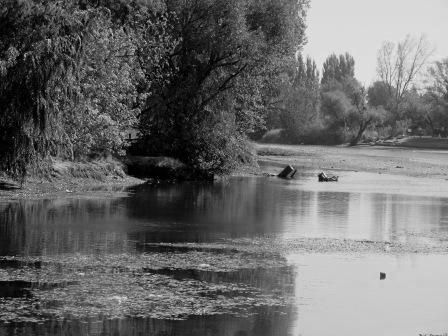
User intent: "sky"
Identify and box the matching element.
[302,0,448,86]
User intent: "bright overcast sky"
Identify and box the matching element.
[302,0,448,86]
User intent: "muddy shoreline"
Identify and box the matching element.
[3,143,448,200]
[255,143,448,180]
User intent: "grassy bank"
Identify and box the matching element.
[0,158,143,200]
[0,152,245,200]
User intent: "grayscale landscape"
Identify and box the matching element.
[0,0,447,335]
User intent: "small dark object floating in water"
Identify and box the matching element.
[380,272,386,280]
[318,172,338,182]
[278,165,297,179]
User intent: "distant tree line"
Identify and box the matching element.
[265,34,447,146]
[0,0,310,179]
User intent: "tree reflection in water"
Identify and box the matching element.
[0,307,293,336]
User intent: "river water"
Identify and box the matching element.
[1,173,448,335]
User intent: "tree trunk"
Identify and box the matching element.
[350,122,368,146]
[425,114,435,136]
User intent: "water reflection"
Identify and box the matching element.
[96,177,448,244]
[282,190,448,243]
[1,176,448,256]
[0,308,293,336]
[0,200,134,256]
[1,175,448,334]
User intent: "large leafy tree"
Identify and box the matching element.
[139,0,253,175]
[138,0,310,175]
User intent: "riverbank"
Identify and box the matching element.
[3,142,448,200]
[255,142,448,180]
[0,158,143,200]
[0,154,226,200]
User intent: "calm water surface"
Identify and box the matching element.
[289,253,448,336]
[1,174,448,335]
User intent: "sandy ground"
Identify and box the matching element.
[255,143,448,180]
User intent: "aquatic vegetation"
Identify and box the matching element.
[1,231,445,325]
[0,247,294,324]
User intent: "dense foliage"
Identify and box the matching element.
[0,0,309,179]
[321,53,355,85]
[0,1,95,177]
[263,34,443,146]
[137,0,310,175]
[280,55,320,142]
[271,52,386,145]
[4,1,444,177]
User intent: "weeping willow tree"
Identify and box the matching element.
[0,1,101,179]
[1,0,178,180]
